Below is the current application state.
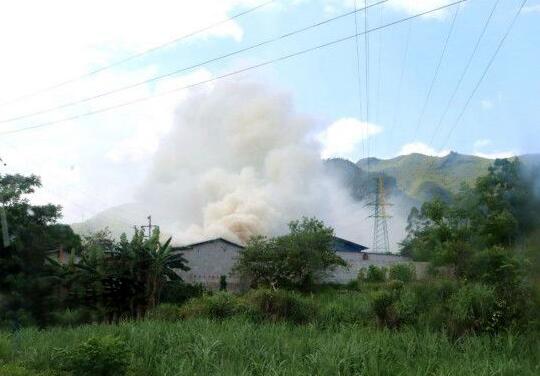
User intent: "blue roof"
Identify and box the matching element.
[332,237,368,253]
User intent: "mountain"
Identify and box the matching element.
[356,152,540,201]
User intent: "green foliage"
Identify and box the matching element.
[145,304,181,322]
[0,333,11,361]
[219,275,227,291]
[51,309,93,327]
[159,280,204,305]
[402,158,539,277]
[180,292,239,320]
[447,284,498,336]
[52,227,190,321]
[464,247,522,287]
[371,290,397,327]
[362,265,387,283]
[242,289,316,324]
[388,263,416,283]
[0,173,81,327]
[1,318,538,375]
[0,364,62,376]
[235,217,345,290]
[53,335,130,376]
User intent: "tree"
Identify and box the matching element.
[401,158,538,277]
[55,227,189,321]
[0,173,81,326]
[235,217,346,290]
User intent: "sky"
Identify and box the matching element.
[0,0,538,223]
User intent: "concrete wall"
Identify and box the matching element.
[173,240,245,291]
[327,252,416,283]
[173,240,427,290]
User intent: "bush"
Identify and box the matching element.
[52,308,93,327]
[317,296,372,327]
[160,281,205,305]
[371,290,398,328]
[242,289,316,324]
[0,364,62,376]
[53,335,131,376]
[179,292,239,320]
[145,304,181,322]
[0,334,11,361]
[448,283,498,336]
[363,265,387,283]
[389,263,416,283]
[394,288,419,326]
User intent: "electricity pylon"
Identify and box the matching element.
[367,175,392,253]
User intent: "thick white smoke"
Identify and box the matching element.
[136,81,374,246]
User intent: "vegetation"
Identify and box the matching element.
[234,217,346,290]
[1,158,539,374]
[0,289,538,375]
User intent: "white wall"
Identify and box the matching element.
[173,240,423,289]
[326,252,414,283]
[173,240,243,290]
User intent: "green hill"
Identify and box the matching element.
[356,152,539,201]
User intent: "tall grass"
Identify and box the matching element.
[0,318,538,375]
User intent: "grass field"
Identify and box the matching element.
[1,318,539,375]
[1,286,539,376]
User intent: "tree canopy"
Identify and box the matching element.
[234,217,346,290]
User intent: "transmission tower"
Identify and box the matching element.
[368,175,392,253]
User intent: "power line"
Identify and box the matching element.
[388,18,413,142]
[0,0,467,137]
[428,0,501,146]
[0,0,276,107]
[0,139,136,228]
[353,0,365,166]
[437,0,527,152]
[413,4,460,138]
[364,0,371,178]
[0,0,389,126]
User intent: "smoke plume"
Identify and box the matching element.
[137,81,377,246]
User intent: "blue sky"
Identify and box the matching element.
[0,0,538,222]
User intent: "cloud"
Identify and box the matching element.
[317,118,382,160]
[472,139,515,159]
[398,142,449,157]
[0,0,277,223]
[386,0,456,19]
[480,99,494,110]
[523,4,540,13]
[473,139,491,149]
[322,0,455,19]
[474,151,516,159]
[0,0,266,102]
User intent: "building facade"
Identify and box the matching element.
[172,236,416,290]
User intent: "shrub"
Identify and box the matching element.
[53,335,130,376]
[179,292,239,320]
[145,304,181,322]
[160,281,205,305]
[448,283,498,336]
[0,334,11,361]
[389,263,416,283]
[219,275,228,291]
[394,288,419,325]
[371,290,398,328]
[242,289,316,324]
[0,364,61,376]
[317,296,372,327]
[52,308,93,327]
[363,265,387,283]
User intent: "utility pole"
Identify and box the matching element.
[140,215,158,238]
[0,157,10,248]
[367,175,392,253]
